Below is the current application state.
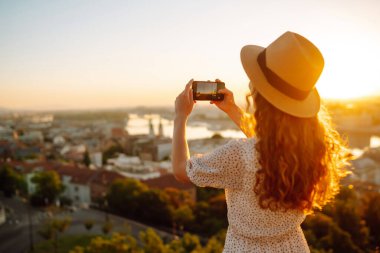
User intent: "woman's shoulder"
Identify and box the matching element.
[225,137,258,163]
[226,137,257,149]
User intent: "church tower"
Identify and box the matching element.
[158,118,164,138]
[148,118,155,138]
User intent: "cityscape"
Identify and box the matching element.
[2,0,380,252]
[1,98,380,252]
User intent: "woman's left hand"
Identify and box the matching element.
[175,79,195,119]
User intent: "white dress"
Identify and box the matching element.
[186,137,310,253]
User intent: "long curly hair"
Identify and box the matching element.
[242,88,351,213]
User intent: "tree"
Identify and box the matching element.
[191,194,228,235]
[38,217,72,253]
[138,189,173,225]
[202,236,224,253]
[84,219,94,231]
[332,199,369,249]
[330,187,369,249]
[107,178,148,218]
[59,195,73,207]
[196,187,224,202]
[173,205,195,233]
[102,221,113,235]
[167,233,202,253]
[302,213,362,253]
[31,170,64,205]
[211,133,223,139]
[164,188,193,208]
[362,192,380,248]
[0,165,24,197]
[70,232,142,253]
[83,150,90,167]
[139,228,167,253]
[102,144,123,165]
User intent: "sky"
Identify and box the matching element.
[1,0,380,110]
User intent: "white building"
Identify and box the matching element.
[26,167,93,208]
[90,152,103,168]
[61,175,91,208]
[351,157,380,186]
[156,142,172,161]
[53,135,66,146]
[19,131,44,144]
[108,154,160,180]
[0,126,16,142]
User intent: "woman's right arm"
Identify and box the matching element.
[211,86,254,138]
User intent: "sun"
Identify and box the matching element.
[316,53,378,100]
[318,82,374,100]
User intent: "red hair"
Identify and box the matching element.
[242,89,351,213]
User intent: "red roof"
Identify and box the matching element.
[0,160,124,187]
[111,128,126,138]
[143,173,194,191]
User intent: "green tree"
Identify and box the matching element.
[102,221,113,235]
[84,219,94,231]
[201,229,226,253]
[102,144,123,165]
[173,205,195,233]
[138,189,173,225]
[70,232,142,253]
[38,217,72,253]
[107,178,148,218]
[0,165,25,197]
[167,233,202,253]
[201,237,224,253]
[363,192,380,248]
[31,170,64,205]
[165,187,193,208]
[196,187,224,202]
[331,187,369,249]
[139,228,167,253]
[302,213,362,253]
[83,150,90,167]
[332,199,369,249]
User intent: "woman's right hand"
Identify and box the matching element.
[211,80,251,137]
[210,79,238,115]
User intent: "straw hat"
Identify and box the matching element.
[241,31,324,118]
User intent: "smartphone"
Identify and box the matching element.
[192,81,225,101]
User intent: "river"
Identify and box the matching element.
[125,114,380,153]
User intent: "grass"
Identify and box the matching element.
[32,234,101,253]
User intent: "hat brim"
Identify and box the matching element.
[240,45,320,118]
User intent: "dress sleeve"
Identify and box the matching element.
[185,138,245,189]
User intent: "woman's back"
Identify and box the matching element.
[186,138,310,252]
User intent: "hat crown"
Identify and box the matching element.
[266,32,324,91]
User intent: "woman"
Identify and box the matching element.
[172,31,350,252]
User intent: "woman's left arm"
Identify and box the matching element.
[172,79,195,183]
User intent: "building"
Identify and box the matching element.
[0,126,16,142]
[132,138,172,161]
[351,146,380,188]
[89,169,125,204]
[58,166,95,208]
[60,144,86,163]
[351,157,380,186]
[17,161,93,207]
[90,151,103,168]
[107,154,161,180]
[19,131,44,145]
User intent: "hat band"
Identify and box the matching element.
[257,50,310,101]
